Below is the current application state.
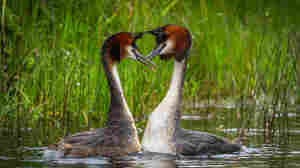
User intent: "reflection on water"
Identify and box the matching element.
[0,143,300,168]
[0,102,300,168]
[1,134,300,168]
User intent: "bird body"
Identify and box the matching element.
[50,32,153,158]
[143,60,185,155]
[142,25,241,155]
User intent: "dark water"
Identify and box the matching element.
[1,103,300,168]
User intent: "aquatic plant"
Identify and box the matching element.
[1,0,299,143]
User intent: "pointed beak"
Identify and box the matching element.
[131,48,156,68]
[131,33,156,68]
[144,28,161,36]
[146,43,165,60]
[142,29,166,60]
[134,32,145,40]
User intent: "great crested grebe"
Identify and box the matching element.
[142,25,241,155]
[50,32,154,158]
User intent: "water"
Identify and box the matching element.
[1,102,300,168]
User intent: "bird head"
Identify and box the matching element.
[101,32,154,67]
[145,24,192,62]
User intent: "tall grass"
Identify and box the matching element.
[1,0,299,143]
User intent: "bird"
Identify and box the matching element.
[49,32,154,158]
[141,24,242,156]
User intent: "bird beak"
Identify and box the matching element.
[130,47,156,68]
[131,33,156,68]
[144,28,161,36]
[133,50,155,67]
[134,32,145,40]
[146,42,166,60]
[143,29,166,60]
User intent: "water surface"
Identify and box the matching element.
[1,102,300,168]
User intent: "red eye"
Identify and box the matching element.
[154,30,168,44]
[132,42,138,49]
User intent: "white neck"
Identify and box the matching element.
[105,64,141,150]
[111,65,133,119]
[165,60,185,100]
[142,59,186,154]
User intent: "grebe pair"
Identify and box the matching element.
[51,25,241,157]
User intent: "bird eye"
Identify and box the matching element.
[130,47,138,58]
[132,42,138,49]
[156,33,167,44]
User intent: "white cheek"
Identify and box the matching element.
[126,46,135,59]
[161,40,174,54]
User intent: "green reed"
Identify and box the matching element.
[1,0,299,141]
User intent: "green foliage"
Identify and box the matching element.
[0,0,299,140]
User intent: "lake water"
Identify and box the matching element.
[0,102,300,168]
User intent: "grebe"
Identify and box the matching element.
[142,25,241,155]
[50,32,154,158]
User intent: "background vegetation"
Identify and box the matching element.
[1,0,300,145]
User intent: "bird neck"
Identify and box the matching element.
[165,58,186,128]
[103,62,134,127]
[166,59,186,106]
[163,59,186,127]
[142,58,186,154]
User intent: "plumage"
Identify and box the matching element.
[49,32,153,158]
[142,25,241,155]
